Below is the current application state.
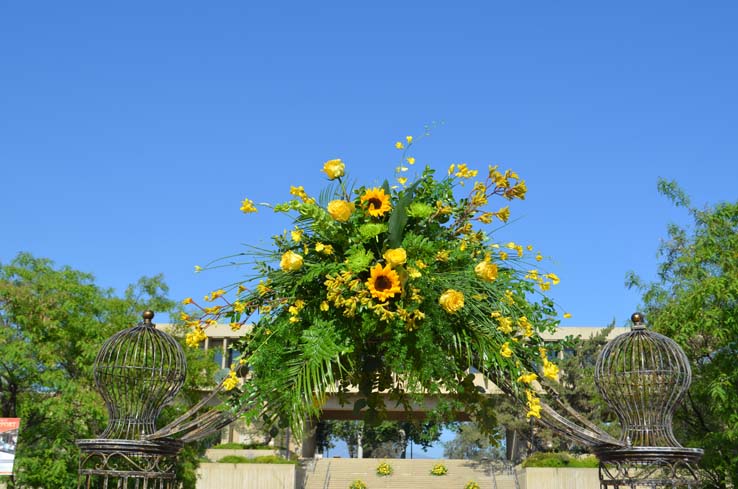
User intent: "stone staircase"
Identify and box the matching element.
[303,458,518,489]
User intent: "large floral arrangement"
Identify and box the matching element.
[184,136,565,436]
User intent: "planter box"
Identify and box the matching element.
[517,467,599,489]
[197,462,295,489]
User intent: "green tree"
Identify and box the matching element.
[627,180,738,488]
[0,253,216,488]
[443,422,504,460]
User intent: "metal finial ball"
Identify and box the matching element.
[631,312,644,325]
[142,310,155,322]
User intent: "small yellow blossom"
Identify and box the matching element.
[397,177,408,186]
[223,370,240,391]
[406,135,413,143]
[229,322,242,332]
[320,301,330,312]
[496,316,513,334]
[315,242,334,255]
[182,297,193,305]
[327,199,355,222]
[291,228,304,243]
[526,245,533,251]
[395,141,404,150]
[500,342,513,358]
[499,251,508,261]
[435,250,449,262]
[504,290,515,305]
[546,273,560,285]
[240,198,257,214]
[280,250,304,272]
[439,289,465,314]
[517,372,538,384]
[536,253,543,262]
[474,260,498,282]
[563,312,572,319]
[322,159,345,180]
[383,248,407,267]
[406,157,416,165]
[543,359,560,380]
[194,265,202,272]
[233,301,247,313]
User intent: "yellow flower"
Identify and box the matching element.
[500,342,513,358]
[223,370,240,391]
[397,177,408,186]
[320,301,330,312]
[496,316,513,334]
[229,322,241,332]
[517,372,538,384]
[439,289,465,314]
[496,206,510,223]
[474,260,498,282]
[543,359,560,380]
[194,265,202,272]
[536,253,543,262]
[291,228,304,243]
[405,135,413,143]
[383,248,407,267]
[499,251,508,261]
[366,263,402,301]
[546,273,560,285]
[563,312,572,319]
[322,158,345,180]
[406,157,416,165]
[280,250,304,272]
[233,301,247,313]
[448,163,455,175]
[435,250,449,262]
[395,141,404,150]
[327,200,355,222]
[315,242,334,255]
[360,187,392,217]
[504,290,515,305]
[182,297,193,305]
[240,198,257,214]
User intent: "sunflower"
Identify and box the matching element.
[366,263,402,301]
[360,187,392,217]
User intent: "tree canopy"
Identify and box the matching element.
[628,180,738,488]
[0,253,215,488]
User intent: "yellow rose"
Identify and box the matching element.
[322,159,345,180]
[474,260,498,282]
[280,250,304,272]
[327,200,355,222]
[439,289,464,314]
[383,248,407,267]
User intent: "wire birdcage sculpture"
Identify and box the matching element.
[77,311,186,489]
[593,313,703,488]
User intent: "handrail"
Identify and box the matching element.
[322,461,331,489]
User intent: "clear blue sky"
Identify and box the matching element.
[2,1,737,328]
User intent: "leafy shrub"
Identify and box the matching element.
[376,462,393,476]
[217,455,296,464]
[522,452,598,468]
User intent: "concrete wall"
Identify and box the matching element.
[196,463,295,489]
[519,467,599,489]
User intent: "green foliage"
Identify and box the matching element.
[210,442,275,450]
[443,422,504,460]
[0,253,215,489]
[521,451,598,468]
[348,480,367,489]
[217,455,296,464]
[628,180,738,488]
